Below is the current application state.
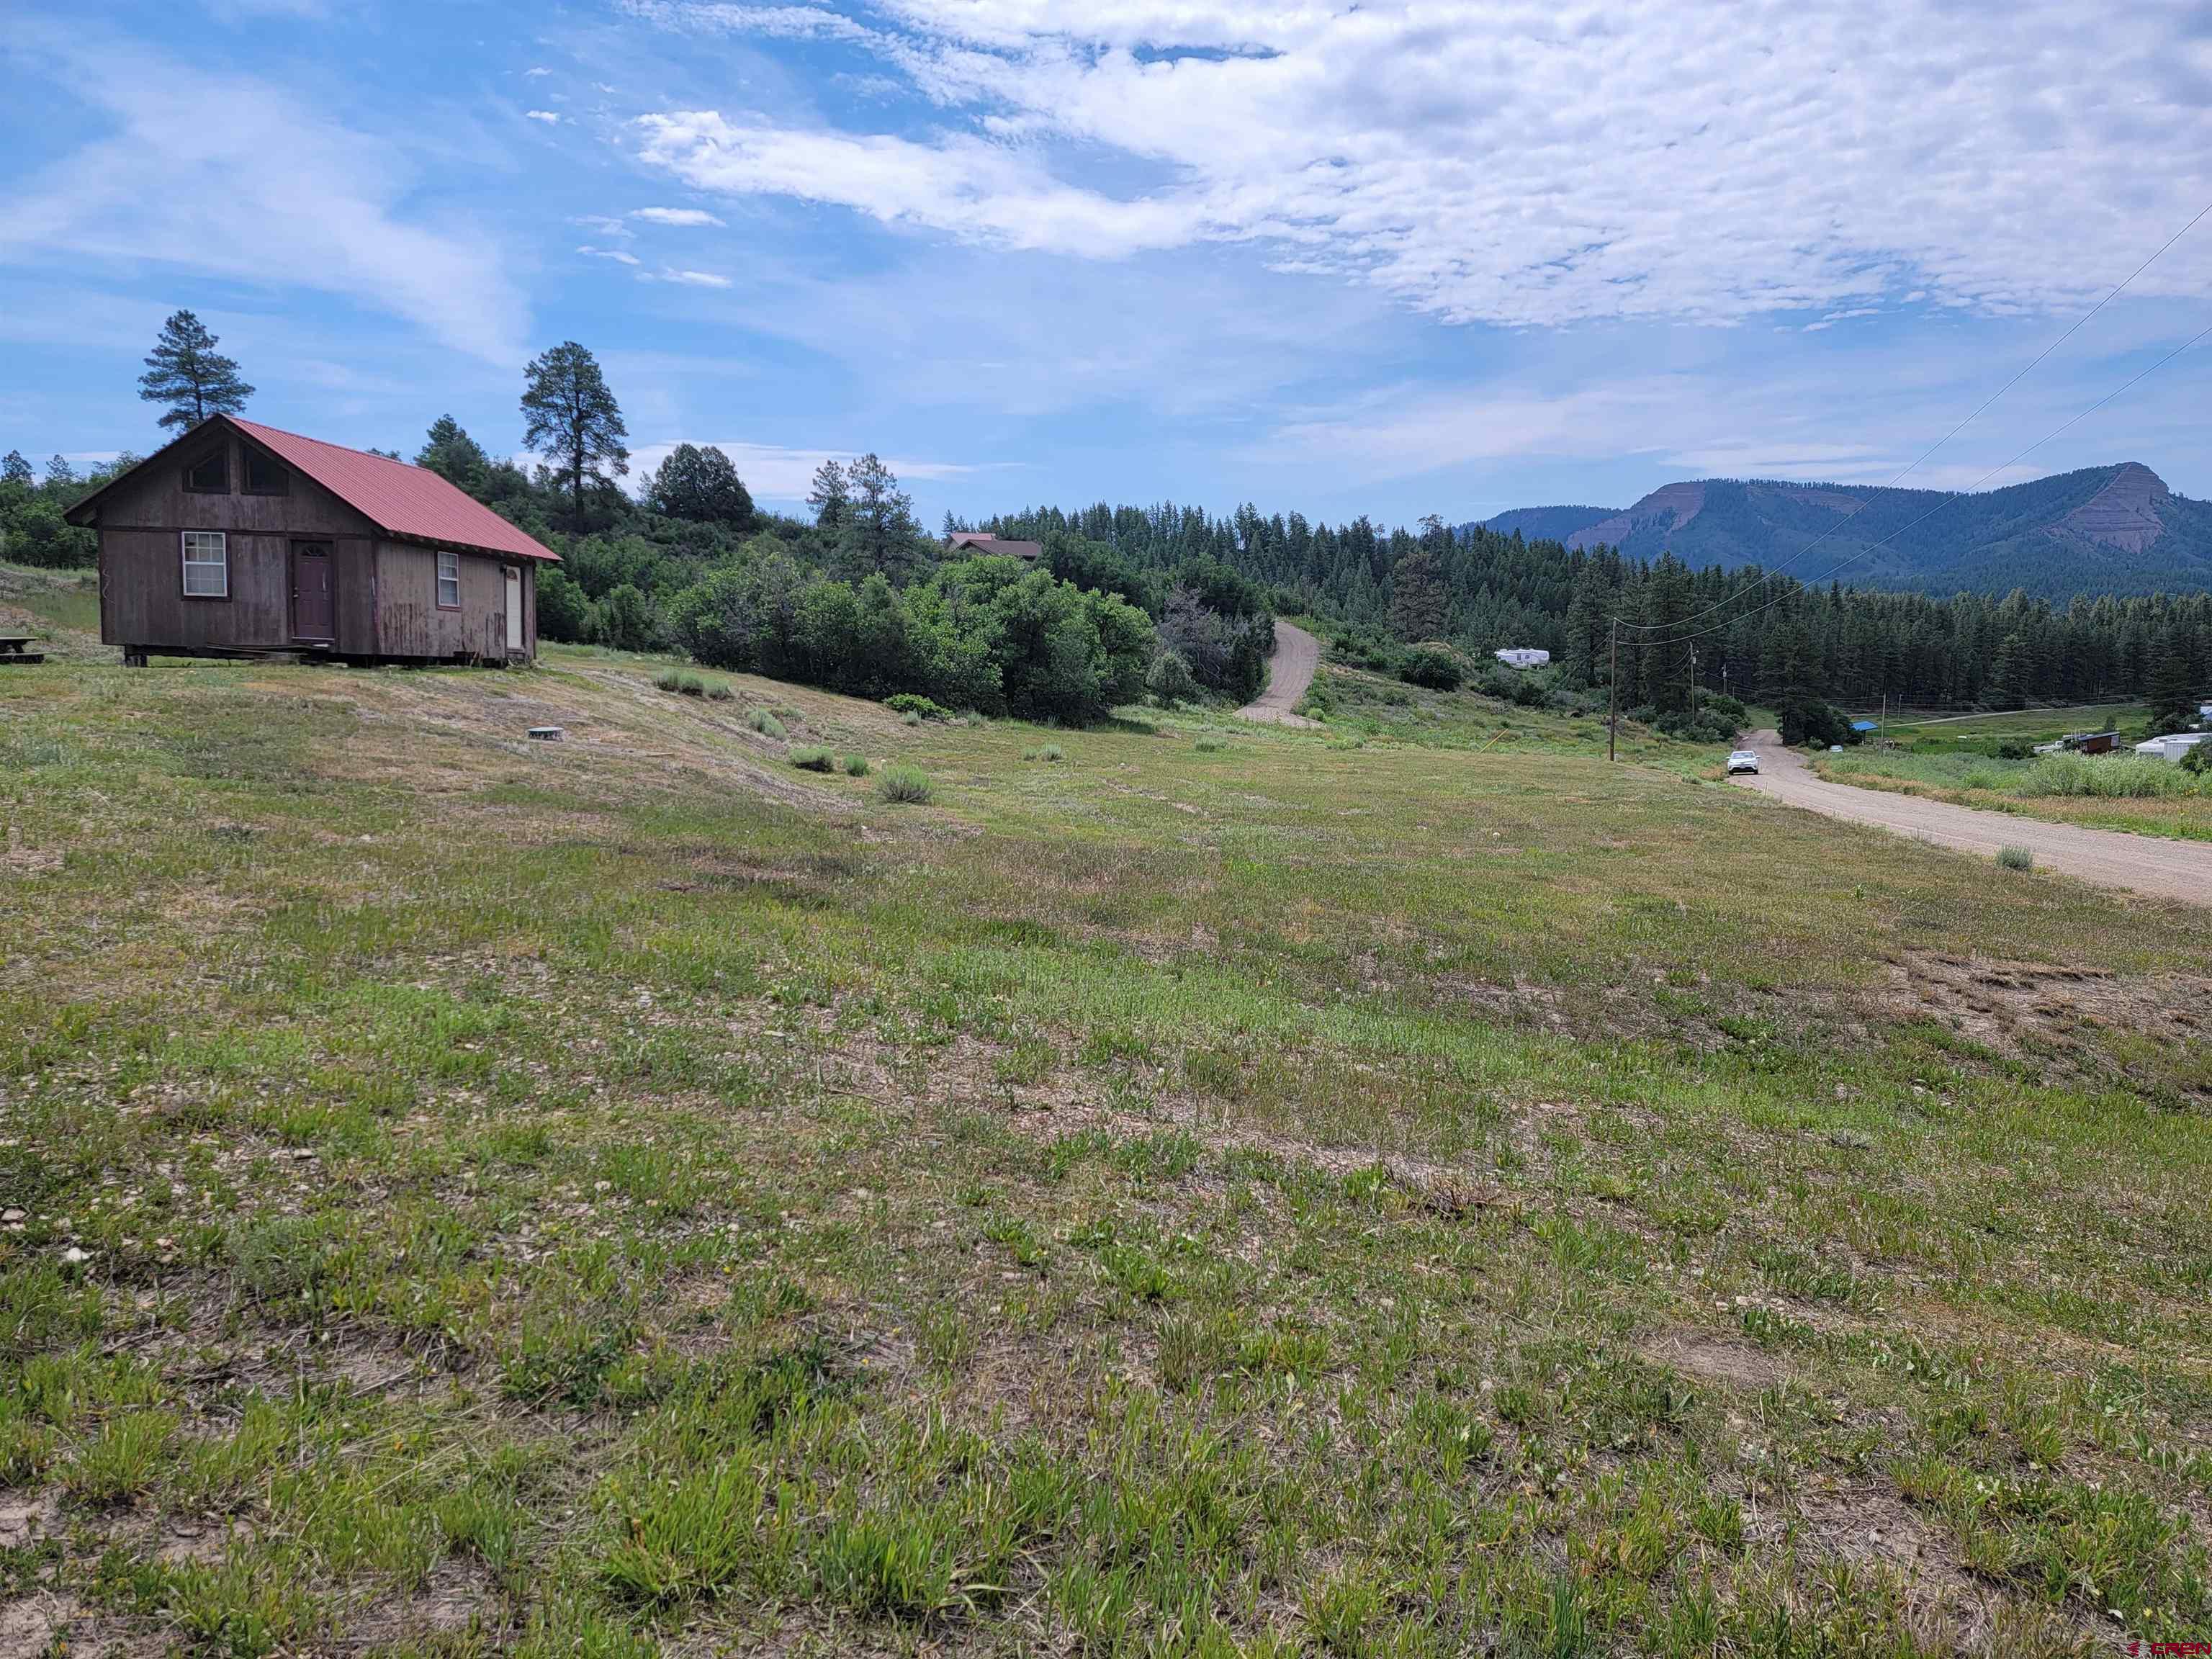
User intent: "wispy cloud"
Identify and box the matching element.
[577,245,642,265]
[630,206,725,227]
[652,267,732,287]
[524,109,562,125]
[0,32,526,362]
[628,1,2212,328]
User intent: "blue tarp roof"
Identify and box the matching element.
[1850,720,1878,731]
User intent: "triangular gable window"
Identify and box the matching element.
[184,449,228,493]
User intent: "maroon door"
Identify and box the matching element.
[292,541,335,642]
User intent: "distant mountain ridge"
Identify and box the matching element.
[1471,464,2212,599]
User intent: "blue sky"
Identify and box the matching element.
[4,0,2211,529]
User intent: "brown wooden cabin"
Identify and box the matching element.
[63,415,559,666]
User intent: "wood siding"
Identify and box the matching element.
[89,427,537,662]
[94,429,382,656]
[374,543,536,661]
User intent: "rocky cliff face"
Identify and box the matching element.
[2056,462,2170,554]
[1565,481,1709,552]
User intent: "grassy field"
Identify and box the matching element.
[1814,745,2212,843]
[1875,707,2144,757]
[5,621,2212,1656]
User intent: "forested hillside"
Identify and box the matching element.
[980,501,2211,723]
[1475,464,2212,600]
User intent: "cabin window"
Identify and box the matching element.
[183,449,228,493]
[181,531,229,598]
[436,549,461,609]
[243,451,289,495]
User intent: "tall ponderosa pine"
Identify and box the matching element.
[2146,626,2198,732]
[648,443,755,526]
[1,451,32,487]
[1388,548,1449,642]
[843,453,920,580]
[416,415,492,495]
[807,459,849,529]
[519,342,628,532]
[138,310,254,432]
[43,455,77,487]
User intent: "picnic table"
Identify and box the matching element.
[0,635,45,665]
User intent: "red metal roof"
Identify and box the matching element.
[230,418,559,562]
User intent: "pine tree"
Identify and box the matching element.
[843,453,920,580]
[1,451,32,487]
[416,415,492,495]
[519,343,628,533]
[138,310,254,431]
[44,455,77,487]
[807,459,849,529]
[1388,546,1449,642]
[2146,628,2197,732]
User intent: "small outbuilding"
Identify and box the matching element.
[1494,647,1550,670]
[64,415,559,666]
[944,531,1042,562]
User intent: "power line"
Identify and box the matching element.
[1615,196,2212,637]
[1620,318,2212,652]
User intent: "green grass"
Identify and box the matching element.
[1819,745,2212,840]
[2,629,2211,1655]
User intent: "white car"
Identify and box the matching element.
[1726,750,1760,775]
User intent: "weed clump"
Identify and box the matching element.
[747,709,787,739]
[1041,743,1064,763]
[876,765,935,805]
[842,753,871,777]
[705,682,734,702]
[789,746,837,773]
[884,693,951,722]
[655,669,708,696]
[1195,735,1225,752]
[1997,845,2035,871]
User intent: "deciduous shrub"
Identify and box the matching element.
[1399,648,1465,691]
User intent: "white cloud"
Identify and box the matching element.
[629,1,2212,328]
[572,215,635,239]
[578,245,644,265]
[525,109,562,124]
[629,439,982,499]
[630,207,726,227]
[654,267,733,287]
[635,113,1199,255]
[526,66,554,76]
[0,34,525,362]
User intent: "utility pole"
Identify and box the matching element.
[1690,644,1699,727]
[1608,616,1618,763]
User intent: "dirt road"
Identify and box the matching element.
[1734,731,2212,907]
[1238,619,1321,727]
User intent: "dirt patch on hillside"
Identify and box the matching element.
[1640,1328,1788,1393]
[1889,950,2209,1056]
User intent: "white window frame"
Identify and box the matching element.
[436,549,462,610]
[181,531,229,599]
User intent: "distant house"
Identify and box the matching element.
[2064,731,2121,755]
[2199,701,2212,725]
[64,415,557,666]
[1494,647,1550,670]
[945,531,1042,562]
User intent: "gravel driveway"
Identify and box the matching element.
[1237,619,1321,727]
[1733,730,2212,907]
